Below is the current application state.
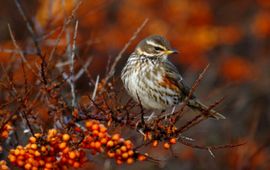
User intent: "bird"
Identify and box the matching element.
[121,35,225,120]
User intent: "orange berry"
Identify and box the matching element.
[68,159,74,165]
[24,163,32,169]
[8,154,16,162]
[73,161,80,168]
[30,144,37,150]
[90,142,95,148]
[98,132,105,138]
[1,131,9,138]
[169,138,177,144]
[138,154,147,161]
[62,134,70,141]
[32,167,38,170]
[127,158,134,164]
[95,141,101,149]
[122,152,129,159]
[112,134,120,141]
[48,129,57,136]
[1,165,9,170]
[34,150,41,157]
[115,149,122,155]
[19,149,26,155]
[92,130,99,136]
[29,137,36,143]
[107,151,115,158]
[40,146,47,153]
[152,140,158,147]
[17,160,24,166]
[69,151,76,159]
[91,124,99,131]
[99,126,107,133]
[59,142,67,150]
[14,149,20,156]
[100,137,108,144]
[128,150,134,156]
[106,140,114,147]
[85,121,93,128]
[63,147,70,154]
[39,160,45,166]
[163,142,170,149]
[45,162,53,169]
[34,133,41,138]
[116,159,123,165]
[120,146,127,152]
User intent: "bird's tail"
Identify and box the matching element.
[187,99,226,120]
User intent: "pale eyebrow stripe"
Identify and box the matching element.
[146,40,166,50]
[136,47,155,56]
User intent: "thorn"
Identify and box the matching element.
[208,147,215,158]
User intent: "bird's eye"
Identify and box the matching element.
[154,47,163,51]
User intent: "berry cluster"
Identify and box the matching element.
[1,122,13,139]
[82,120,147,165]
[143,129,178,150]
[152,138,177,149]
[8,129,86,169]
[8,120,147,169]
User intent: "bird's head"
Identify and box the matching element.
[135,35,178,59]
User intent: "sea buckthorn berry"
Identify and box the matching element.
[169,138,177,144]
[59,142,67,149]
[112,134,120,141]
[122,152,129,159]
[127,158,134,164]
[163,142,170,149]
[62,134,70,141]
[95,141,101,149]
[115,149,122,155]
[73,161,80,168]
[116,159,123,165]
[99,126,107,133]
[8,155,16,163]
[107,140,114,147]
[107,151,115,158]
[24,163,32,169]
[30,144,37,150]
[45,162,53,169]
[85,121,93,128]
[138,154,147,161]
[120,146,127,152]
[100,137,108,144]
[34,150,41,157]
[152,140,158,147]
[128,150,134,156]
[69,151,76,159]
[91,124,99,131]
[29,136,36,143]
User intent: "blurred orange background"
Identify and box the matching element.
[0,0,270,169]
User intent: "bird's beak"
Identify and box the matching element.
[165,49,178,55]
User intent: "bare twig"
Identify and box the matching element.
[69,20,79,107]
[14,0,43,57]
[7,24,39,78]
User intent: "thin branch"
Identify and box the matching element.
[69,20,79,108]
[7,24,39,78]
[14,0,43,57]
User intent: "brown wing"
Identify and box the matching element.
[161,61,195,99]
